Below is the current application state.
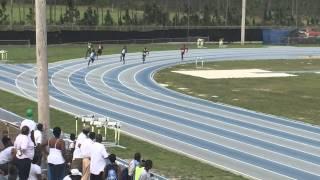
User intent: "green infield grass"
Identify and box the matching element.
[154,58,320,125]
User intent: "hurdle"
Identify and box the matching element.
[195,57,204,68]
[75,115,125,148]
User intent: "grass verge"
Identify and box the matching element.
[154,58,320,125]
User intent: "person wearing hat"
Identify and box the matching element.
[71,125,90,172]
[20,108,36,134]
[63,169,82,180]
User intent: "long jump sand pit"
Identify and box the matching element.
[172,69,297,79]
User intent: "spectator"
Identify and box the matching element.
[139,160,152,180]
[33,123,43,166]
[0,136,15,176]
[63,169,82,180]
[65,134,76,168]
[20,108,36,134]
[72,126,90,171]
[105,154,121,180]
[89,134,108,180]
[134,160,145,180]
[80,132,95,180]
[47,127,66,180]
[14,126,34,180]
[128,152,141,180]
[69,133,76,154]
[28,156,41,180]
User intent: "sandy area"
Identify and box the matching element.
[172,69,297,79]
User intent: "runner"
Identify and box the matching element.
[85,42,92,59]
[180,44,188,61]
[87,49,96,67]
[142,47,149,64]
[120,46,127,64]
[96,44,103,60]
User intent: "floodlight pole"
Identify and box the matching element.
[35,0,50,142]
[187,0,190,42]
[241,0,246,45]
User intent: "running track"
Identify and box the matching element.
[0,47,320,180]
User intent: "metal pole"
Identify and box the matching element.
[35,0,49,142]
[295,0,298,27]
[187,0,190,42]
[241,0,246,45]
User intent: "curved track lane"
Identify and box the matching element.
[1,47,320,179]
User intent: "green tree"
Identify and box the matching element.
[104,9,114,25]
[143,1,170,25]
[122,8,131,25]
[80,7,99,25]
[201,5,211,25]
[25,7,34,25]
[0,0,9,25]
[61,0,80,24]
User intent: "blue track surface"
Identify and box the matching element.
[1,47,320,179]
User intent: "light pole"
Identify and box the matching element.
[241,0,246,45]
[35,0,50,142]
[187,0,190,42]
[295,0,298,27]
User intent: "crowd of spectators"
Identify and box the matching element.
[0,116,153,180]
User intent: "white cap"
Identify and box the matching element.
[70,169,82,176]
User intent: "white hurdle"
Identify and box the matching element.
[195,57,204,68]
[74,115,123,148]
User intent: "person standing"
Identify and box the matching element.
[33,123,43,166]
[80,132,95,180]
[20,108,36,135]
[105,154,121,180]
[138,160,152,180]
[120,46,127,64]
[46,127,66,180]
[14,126,34,180]
[89,134,108,180]
[72,126,90,172]
[142,48,149,64]
[128,152,141,180]
[0,136,15,177]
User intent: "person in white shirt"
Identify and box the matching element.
[128,152,141,180]
[33,123,43,145]
[90,134,108,180]
[71,126,90,172]
[139,160,152,180]
[20,119,36,134]
[0,136,14,175]
[80,132,95,180]
[14,126,35,180]
[28,156,41,180]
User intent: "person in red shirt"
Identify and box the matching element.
[180,44,188,61]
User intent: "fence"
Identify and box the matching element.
[64,36,210,45]
[0,25,313,32]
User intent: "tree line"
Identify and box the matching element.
[0,0,319,27]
